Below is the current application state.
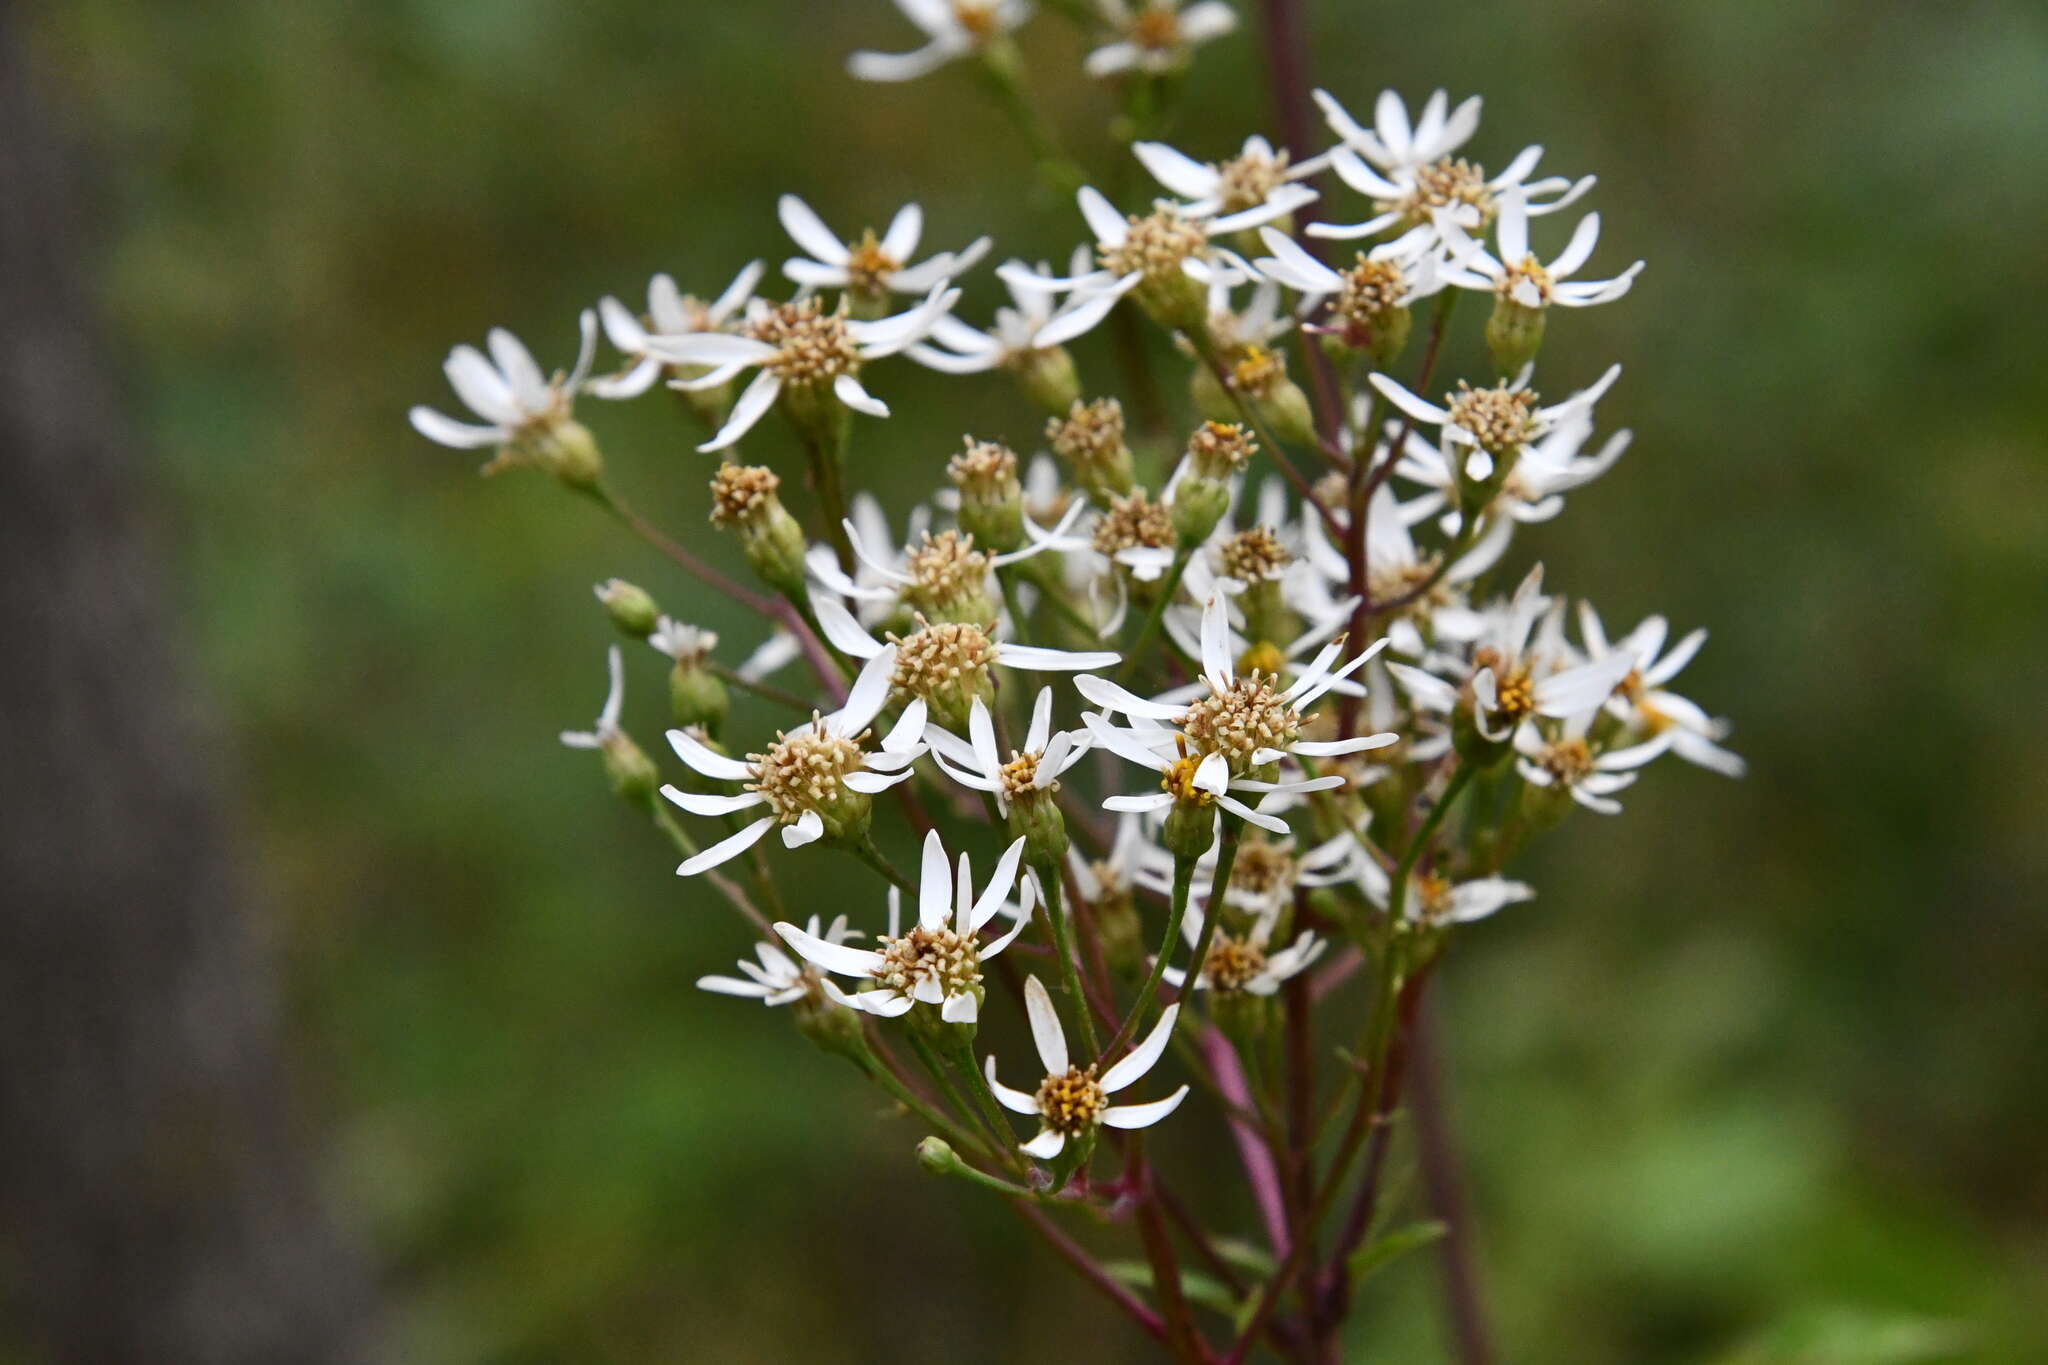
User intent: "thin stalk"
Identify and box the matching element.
[1010,1203,1170,1346]
[1035,860,1101,1056]
[947,1033,1025,1170]
[1409,1001,1497,1365]
[709,662,811,713]
[846,835,914,893]
[649,802,772,936]
[1103,847,1196,1057]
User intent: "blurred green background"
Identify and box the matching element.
[26,0,2047,1360]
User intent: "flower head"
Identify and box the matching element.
[591,262,764,400]
[1086,1,1238,77]
[409,314,602,484]
[777,194,991,303]
[984,977,1188,1158]
[848,0,1034,83]
[776,828,1034,1023]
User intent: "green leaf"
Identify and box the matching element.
[1344,1220,1447,1285]
[1102,1260,1243,1317]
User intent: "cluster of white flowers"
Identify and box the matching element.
[413,8,1739,1350]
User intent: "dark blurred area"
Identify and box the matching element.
[4,0,2043,1361]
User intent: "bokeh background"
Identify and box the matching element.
[10,0,2047,1360]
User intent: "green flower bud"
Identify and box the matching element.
[1008,791,1069,868]
[1253,378,1317,449]
[669,663,729,735]
[599,731,660,805]
[948,439,1026,556]
[1485,297,1546,380]
[794,986,869,1064]
[1047,398,1135,504]
[1013,343,1082,415]
[593,578,661,639]
[490,416,603,490]
[710,463,809,599]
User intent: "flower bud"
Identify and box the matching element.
[1010,795,1069,869]
[1322,254,1414,368]
[778,371,856,451]
[1210,988,1270,1042]
[593,579,660,639]
[710,464,809,599]
[916,1135,967,1177]
[1186,421,1256,484]
[948,439,1026,555]
[793,986,869,1064]
[1484,297,1546,379]
[891,618,997,735]
[1090,884,1143,973]
[1253,379,1318,449]
[669,663,729,735]
[1013,343,1082,415]
[1172,477,1231,548]
[599,731,660,805]
[1047,398,1135,504]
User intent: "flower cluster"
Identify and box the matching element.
[414,12,1738,1355]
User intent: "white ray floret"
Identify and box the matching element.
[776,194,991,298]
[775,828,1034,1023]
[1369,362,1621,481]
[847,0,1034,83]
[1086,1,1238,78]
[590,262,764,400]
[642,280,962,453]
[984,977,1189,1160]
[661,648,929,873]
[1159,900,1325,996]
[1132,135,1323,234]
[698,916,862,1007]
[409,312,598,451]
[925,692,1094,817]
[1434,194,1642,309]
[559,646,628,751]
[1579,604,1745,778]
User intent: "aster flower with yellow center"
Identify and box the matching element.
[661,646,928,873]
[1435,194,1641,310]
[1160,900,1324,996]
[1132,134,1323,233]
[1307,87,1594,247]
[775,828,1033,1023]
[1369,361,1620,483]
[847,0,1034,83]
[1078,595,1396,833]
[1387,566,1640,743]
[810,503,1087,628]
[925,691,1093,820]
[409,313,602,485]
[1511,707,1670,816]
[589,261,764,400]
[1085,0,1238,78]
[1578,604,1745,778]
[1390,412,1631,533]
[641,276,961,453]
[984,977,1188,1160]
[698,915,862,1008]
[775,194,991,303]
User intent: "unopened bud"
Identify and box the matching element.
[669,663,729,735]
[948,439,1026,555]
[1253,379,1317,449]
[1186,421,1256,483]
[1009,794,1069,868]
[794,986,868,1063]
[1047,398,1135,504]
[710,464,809,598]
[594,579,660,639]
[1162,799,1218,862]
[599,732,660,805]
[1013,343,1082,414]
[489,416,604,490]
[1484,297,1546,379]
[1172,477,1231,548]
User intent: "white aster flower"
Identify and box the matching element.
[776,194,991,300]
[1132,135,1322,234]
[409,312,599,462]
[1513,707,1669,815]
[810,592,1118,734]
[641,282,961,453]
[1580,605,1745,778]
[590,262,765,400]
[848,0,1034,83]
[661,647,928,872]
[1135,827,1362,926]
[1309,87,1593,245]
[698,916,861,1006]
[1359,867,1536,928]
[1253,223,1444,311]
[926,691,1093,818]
[1369,362,1620,482]
[916,248,1123,369]
[1387,566,1637,742]
[1078,595,1397,833]
[1086,1,1237,77]
[1160,900,1325,995]
[810,499,1087,625]
[985,977,1188,1159]
[776,828,1033,1022]
[1434,194,1642,310]
[1394,413,1630,529]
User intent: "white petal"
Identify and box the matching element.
[698,369,781,453]
[782,809,826,847]
[661,786,766,817]
[1100,1085,1190,1129]
[833,372,891,418]
[1024,975,1069,1075]
[1021,1127,1067,1159]
[1101,1002,1179,1093]
[678,816,775,876]
[985,1057,1042,1114]
[668,728,755,780]
[778,194,850,265]
[409,406,506,449]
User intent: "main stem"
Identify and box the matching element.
[1035,860,1101,1056]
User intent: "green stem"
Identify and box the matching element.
[857,1037,995,1162]
[949,1034,1026,1169]
[1177,816,1242,1034]
[1034,860,1101,1057]
[1387,765,1477,928]
[846,835,914,894]
[906,1031,999,1155]
[650,802,772,935]
[1103,845,1196,1057]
